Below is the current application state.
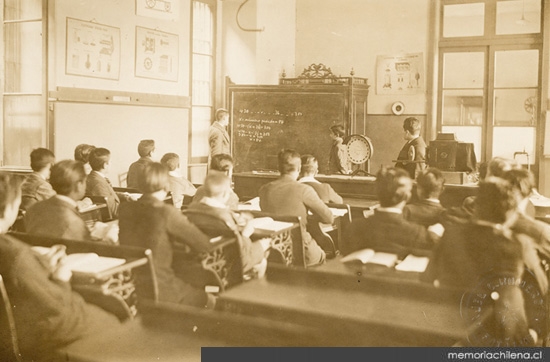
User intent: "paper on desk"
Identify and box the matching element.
[249,217,293,232]
[329,208,348,217]
[340,249,398,267]
[31,247,126,275]
[238,197,261,211]
[395,255,430,272]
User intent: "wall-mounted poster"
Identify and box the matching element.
[376,53,424,95]
[135,27,179,82]
[65,18,121,80]
[136,0,180,20]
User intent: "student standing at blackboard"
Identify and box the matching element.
[209,108,231,159]
[395,117,426,179]
[329,125,351,174]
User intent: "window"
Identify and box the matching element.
[438,0,542,167]
[190,0,215,164]
[2,0,46,166]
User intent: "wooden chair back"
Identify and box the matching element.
[0,275,21,362]
[85,195,112,221]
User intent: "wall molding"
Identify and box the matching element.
[49,87,190,108]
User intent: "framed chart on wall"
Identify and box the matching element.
[65,18,121,80]
[135,26,179,82]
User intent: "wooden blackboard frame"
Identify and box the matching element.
[227,84,355,174]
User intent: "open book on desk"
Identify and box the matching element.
[340,249,398,267]
[32,247,126,277]
[394,254,430,273]
[249,217,294,234]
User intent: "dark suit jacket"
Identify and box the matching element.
[20,173,56,211]
[395,136,426,178]
[208,122,230,156]
[403,199,445,228]
[127,157,153,190]
[86,171,120,219]
[342,209,432,257]
[0,234,119,358]
[118,195,212,306]
[187,202,264,272]
[301,180,343,204]
[25,196,92,241]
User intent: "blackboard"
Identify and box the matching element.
[229,88,347,174]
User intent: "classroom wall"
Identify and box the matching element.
[48,0,191,185]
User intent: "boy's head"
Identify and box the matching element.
[0,173,23,222]
[330,125,345,138]
[376,167,413,208]
[476,177,518,224]
[30,148,55,173]
[501,168,535,201]
[416,168,445,200]
[89,148,111,172]
[278,149,301,176]
[203,172,232,201]
[210,154,234,176]
[486,157,520,178]
[215,108,229,126]
[74,144,95,163]
[139,162,170,194]
[138,140,155,158]
[160,153,180,171]
[300,154,318,178]
[49,160,87,199]
[403,117,421,140]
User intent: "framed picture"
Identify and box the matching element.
[135,26,179,82]
[376,53,424,95]
[65,18,121,80]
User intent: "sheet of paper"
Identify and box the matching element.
[340,248,375,264]
[395,255,430,273]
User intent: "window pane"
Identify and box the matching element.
[191,106,212,158]
[494,49,538,88]
[4,0,42,21]
[496,0,541,35]
[492,127,535,162]
[193,1,213,55]
[192,54,212,106]
[494,89,537,126]
[443,3,485,38]
[3,95,43,165]
[4,21,42,93]
[443,52,484,89]
[442,126,482,160]
[442,90,483,126]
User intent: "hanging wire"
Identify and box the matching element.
[236,0,265,32]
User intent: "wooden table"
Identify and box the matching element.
[217,260,471,346]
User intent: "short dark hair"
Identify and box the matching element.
[210,154,233,173]
[74,144,95,163]
[215,108,229,121]
[278,149,301,175]
[300,154,318,177]
[160,153,179,171]
[203,172,231,198]
[89,148,111,171]
[0,173,23,218]
[138,140,155,157]
[30,148,55,172]
[330,125,345,138]
[475,177,517,223]
[487,157,520,178]
[416,168,445,200]
[139,162,170,194]
[376,167,412,207]
[403,117,421,135]
[501,168,534,199]
[49,160,86,196]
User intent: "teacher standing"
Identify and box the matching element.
[209,108,231,159]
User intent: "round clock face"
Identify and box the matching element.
[346,135,373,164]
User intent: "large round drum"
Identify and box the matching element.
[345,134,374,165]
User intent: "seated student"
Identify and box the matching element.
[259,149,333,267]
[160,152,197,209]
[188,172,270,274]
[424,177,541,346]
[299,154,343,204]
[193,154,239,210]
[342,167,438,257]
[0,173,121,359]
[25,160,118,243]
[20,148,56,211]
[403,168,446,228]
[74,143,95,175]
[127,139,155,190]
[86,147,131,219]
[118,162,215,308]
